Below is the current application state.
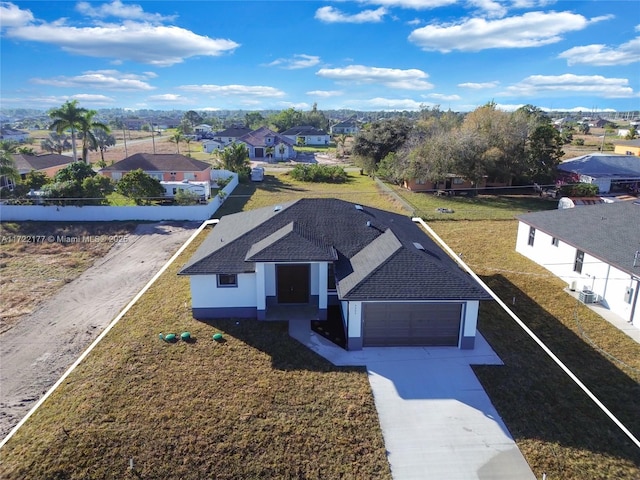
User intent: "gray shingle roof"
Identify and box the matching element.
[237,126,294,147]
[517,201,640,275]
[100,153,210,172]
[281,126,328,136]
[180,198,490,301]
[558,154,640,178]
[12,154,74,173]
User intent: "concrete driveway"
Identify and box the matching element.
[290,322,536,480]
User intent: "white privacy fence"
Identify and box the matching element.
[0,171,238,222]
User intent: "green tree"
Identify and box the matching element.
[54,161,96,183]
[269,108,303,132]
[524,124,563,183]
[92,129,116,165]
[0,141,20,188]
[218,143,251,176]
[352,117,413,173]
[116,169,165,205]
[170,132,183,154]
[78,110,110,163]
[245,112,265,129]
[183,110,203,130]
[49,100,88,162]
[625,126,638,140]
[22,170,50,190]
[579,123,590,135]
[41,132,72,154]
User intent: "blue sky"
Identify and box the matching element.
[1,0,639,113]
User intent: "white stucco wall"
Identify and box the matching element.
[347,301,362,338]
[516,221,639,325]
[463,301,479,337]
[190,273,257,309]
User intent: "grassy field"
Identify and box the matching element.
[1,172,639,479]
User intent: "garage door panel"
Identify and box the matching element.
[363,303,461,347]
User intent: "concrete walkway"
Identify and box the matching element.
[290,321,536,480]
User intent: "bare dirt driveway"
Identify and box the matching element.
[0,222,198,438]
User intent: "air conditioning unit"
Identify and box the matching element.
[579,290,596,304]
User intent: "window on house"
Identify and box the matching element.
[149,173,163,181]
[112,172,122,181]
[453,178,464,184]
[574,250,585,273]
[217,274,238,287]
[528,227,535,246]
[416,179,426,185]
[184,172,195,180]
[327,263,336,291]
[552,237,559,247]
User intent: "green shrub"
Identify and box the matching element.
[559,183,599,197]
[289,164,348,183]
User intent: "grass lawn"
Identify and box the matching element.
[432,220,640,479]
[1,172,639,479]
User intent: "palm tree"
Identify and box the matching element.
[41,132,72,154]
[92,129,116,166]
[278,143,286,162]
[78,110,110,163]
[184,136,193,156]
[170,132,183,154]
[265,145,274,162]
[0,141,20,188]
[49,100,88,162]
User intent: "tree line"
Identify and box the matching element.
[353,103,565,187]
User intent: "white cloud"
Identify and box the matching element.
[76,0,176,23]
[467,0,507,18]
[350,97,426,110]
[504,74,635,98]
[306,90,344,97]
[179,84,286,97]
[424,93,462,101]
[458,81,500,89]
[558,37,640,66]
[3,6,239,66]
[409,11,592,52]
[361,0,456,9]
[316,65,433,90]
[279,102,311,109]
[315,6,387,23]
[71,94,115,104]
[31,70,156,91]
[266,54,321,69]
[148,94,187,102]
[0,2,34,28]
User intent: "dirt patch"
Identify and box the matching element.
[0,221,198,438]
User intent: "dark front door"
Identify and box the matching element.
[277,264,310,304]
[255,147,264,158]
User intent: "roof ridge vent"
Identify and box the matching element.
[274,205,282,212]
[355,204,363,210]
[413,242,425,251]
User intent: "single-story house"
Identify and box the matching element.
[281,126,330,146]
[100,153,211,182]
[1,128,30,142]
[557,153,640,193]
[179,198,491,350]
[237,126,295,161]
[212,126,252,146]
[516,201,640,327]
[614,139,640,156]
[194,124,213,134]
[330,118,360,135]
[202,139,226,154]
[12,153,75,178]
[403,175,508,193]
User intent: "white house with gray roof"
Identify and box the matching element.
[179,198,490,350]
[516,201,640,327]
[558,153,640,194]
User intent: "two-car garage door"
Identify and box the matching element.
[363,303,462,347]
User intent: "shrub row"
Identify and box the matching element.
[289,164,348,183]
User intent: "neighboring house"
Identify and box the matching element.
[614,139,640,156]
[404,175,485,193]
[237,126,295,161]
[202,139,226,154]
[281,126,330,146]
[330,118,360,135]
[1,128,30,142]
[588,118,610,128]
[557,153,640,193]
[515,201,640,327]
[212,126,252,146]
[179,198,491,350]
[12,153,75,178]
[123,119,145,131]
[100,153,211,182]
[194,124,213,134]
